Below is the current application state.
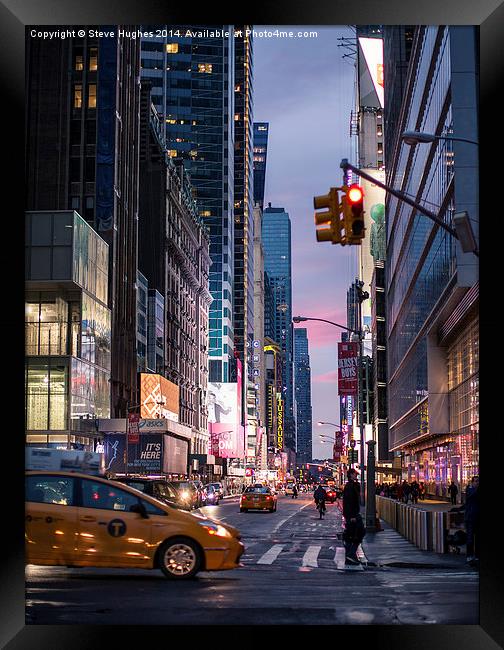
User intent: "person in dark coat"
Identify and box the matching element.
[342,468,365,565]
[410,480,419,504]
[292,484,298,499]
[448,481,459,505]
[464,476,479,562]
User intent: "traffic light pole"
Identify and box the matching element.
[357,293,365,507]
[340,159,480,256]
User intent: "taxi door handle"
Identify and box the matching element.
[80,516,97,522]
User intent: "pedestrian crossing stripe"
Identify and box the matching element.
[251,543,367,569]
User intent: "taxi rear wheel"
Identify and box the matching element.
[159,537,202,579]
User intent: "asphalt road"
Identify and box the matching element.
[25,494,479,625]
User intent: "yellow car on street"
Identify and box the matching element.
[240,485,278,512]
[25,471,244,579]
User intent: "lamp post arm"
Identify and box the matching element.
[436,135,479,146]
[295,316,361,338]
[340,159,458,239]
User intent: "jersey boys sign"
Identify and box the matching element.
[338,342,359,395]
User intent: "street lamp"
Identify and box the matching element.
[401,130,479,146]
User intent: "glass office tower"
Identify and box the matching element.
[140,27,235,382]
[253,122,269,209]
[294,328,312,464]
[262,205,295,451]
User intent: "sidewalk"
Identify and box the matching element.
[362,518,470,569]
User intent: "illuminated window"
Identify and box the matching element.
[200,210,211,217]
[166,118,177,124]
[75,55,84,71]
[166,43,179,53]
[235,84,241,92]
[89,47,98,71]
[74,84,83,108]
[88,84,97,109]
[198,63,212,73]
[167,150,177,158]
[234,114,240,121]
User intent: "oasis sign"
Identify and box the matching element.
[276,395,284,450]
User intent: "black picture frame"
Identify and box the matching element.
[3,0,499,646]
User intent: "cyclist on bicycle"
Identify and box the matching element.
[314,484,327,514]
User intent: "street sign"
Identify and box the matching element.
[128,413,140,444]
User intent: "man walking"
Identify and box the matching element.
[448,481,458,505]
[342,468,365,565]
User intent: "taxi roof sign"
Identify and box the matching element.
[26,448,105,476]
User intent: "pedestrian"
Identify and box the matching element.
[402,480,410,503]
[448,481,458,506]
[410,480,419,504]
[292,484,298,499]
[342,468,365,565]
[419,482,426,500]
[397,482,403,502]
[464,476,479,563]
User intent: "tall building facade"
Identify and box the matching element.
[262,205,295,451]
[233,28,255,375]
[25,29,141,426]
[140,28,235,384]
[384,26,479,497]
[294,328,312,464]
[253,122,269,209]
[25,210,111,449]
[137,89,212,458]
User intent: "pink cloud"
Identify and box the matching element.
[313,370,338,384]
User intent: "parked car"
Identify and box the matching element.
[191,480,207,507]
[203,485,220,505]
[240,486,277,513]
[113,477,191,511]
[26,470,244,580]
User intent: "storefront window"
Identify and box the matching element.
[26,360,68,431]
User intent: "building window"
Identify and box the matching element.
[166,43,179,53]
[89,47,98,71]
[74,84,83,109]
[88,84,97,109]
[75,54,84,71]
[168,150,177,158]
[198,63,212,73]
[26,361,68,431]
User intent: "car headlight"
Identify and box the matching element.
[199,522,231,538]
[180,490,190,500]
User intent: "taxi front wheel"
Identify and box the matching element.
[159,537,202,579]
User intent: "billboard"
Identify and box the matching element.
[140,373,179,421]
[103,433,188,475]
[210,422,245,459]
[358,37,384,108]
[338,342,359,395]
[276,394,284,450]
[207,382,239,424]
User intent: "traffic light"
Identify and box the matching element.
[342,184,365,245]
[314,187,343,244]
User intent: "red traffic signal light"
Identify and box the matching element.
[342,184,365,244]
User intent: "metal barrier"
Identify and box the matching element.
[375,496,447,553]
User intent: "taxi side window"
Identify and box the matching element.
[26,476,74,506]
[81,480,140,512]
[142,499,167,516]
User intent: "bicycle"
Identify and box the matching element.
[316,499,326,519]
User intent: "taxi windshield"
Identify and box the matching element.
[245,487,270,494]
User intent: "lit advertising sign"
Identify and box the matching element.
[359,37,384,107]
[140,373,179,421]
[338,342,359,395]
[208,382,239,425]
[267,383,274,430]
[210,422,245,459]
[276,395,284,450]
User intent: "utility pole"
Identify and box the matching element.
[355,280,368,507]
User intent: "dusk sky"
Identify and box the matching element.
[254,26,359,460]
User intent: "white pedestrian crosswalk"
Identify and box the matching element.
[248,542,367,570]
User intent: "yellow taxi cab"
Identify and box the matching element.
[25,470,244,579]
[240,485,277,513]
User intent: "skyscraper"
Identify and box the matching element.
[253,122,269,209]
[140,28,235,383]
[262,204,295,451]
[26,29,141,422]
[294,328,312,464]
